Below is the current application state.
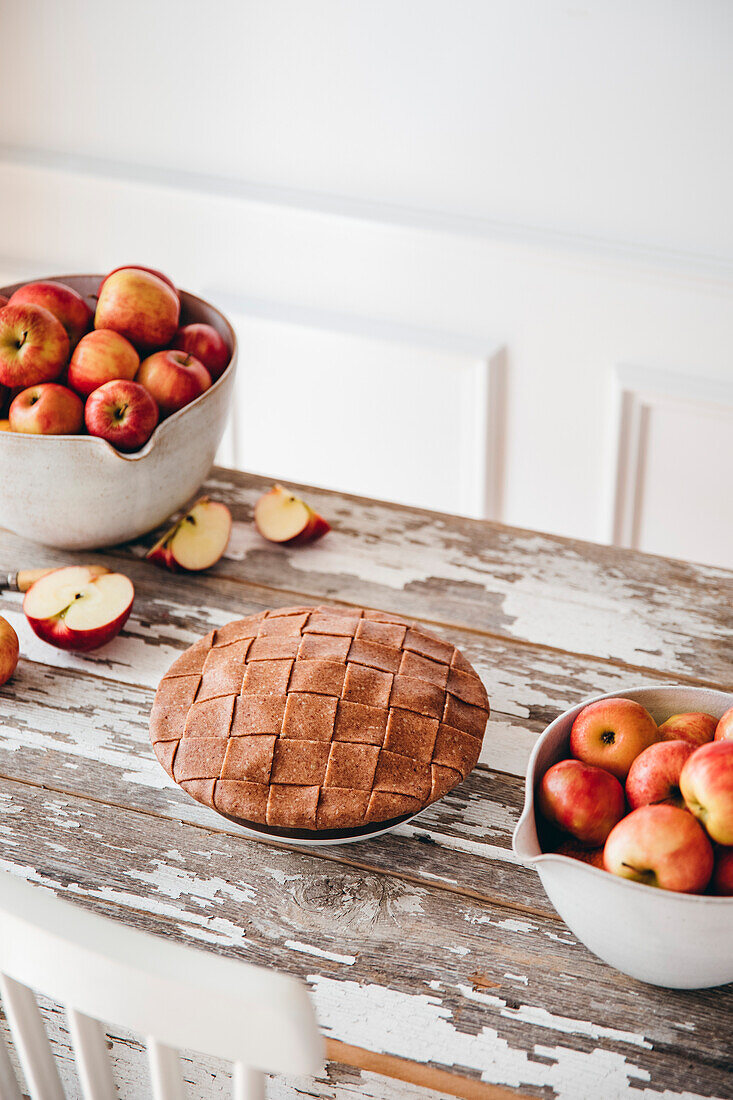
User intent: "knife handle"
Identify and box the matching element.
[7,565,110,593]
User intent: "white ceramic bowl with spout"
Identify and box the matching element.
[512,684,733,989]
[0,275,237,550]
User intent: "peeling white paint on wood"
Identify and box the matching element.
[286,942,357,965]
[308,975,707,1100]
[456,986,652,1049]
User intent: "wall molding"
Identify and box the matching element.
[2,143,733,286]
[214,291,506,520]
[609,365,733,549]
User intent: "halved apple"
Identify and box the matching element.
[146,497,232,571]
[254,485,330,545]
[24,566,134,652]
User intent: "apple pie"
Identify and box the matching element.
[149,605,489,835]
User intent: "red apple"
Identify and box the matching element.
[9,383,83,435]
[85,379,158,452]
[554,839,605,869]
[712,846,733,896]
[99,266,178,299]
[570,697,658,781]
[95,269,180,351]
[0,303,69,388]
[146,497,232,571]
[171,323,230,380]
[136,350,211,417]
[23,566,134,652]
[604,805,713,893]
[715,706,733,742]
[68,329,139,397]
[8,280,93,349]
[254,484,331,545]
[538,759,625,846]
[658,712,717,748]
[0,616,19,684]
[680,741,733,845]
[625,739,696,810]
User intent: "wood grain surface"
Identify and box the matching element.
[0,466,731,1100]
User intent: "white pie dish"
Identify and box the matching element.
[0,274,237,550]
[512,684,733,989]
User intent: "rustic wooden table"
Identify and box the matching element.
[1,468,731,1100]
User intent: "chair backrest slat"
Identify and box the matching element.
[67,1007,117,1100]
[148,1038,185,1100]
[0,974,64,1100]
[233,1062,266,1100]
[0,1020,23,1100]
[0,872,323,1094]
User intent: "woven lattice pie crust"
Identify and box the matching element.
[149,606,489,832]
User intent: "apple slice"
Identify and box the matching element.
[146,497,232,571]
[254,485,330,545]
[24,565,134,652]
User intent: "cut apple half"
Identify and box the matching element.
[146,497,232,571]
[254,484,330,545]
[24,566,134,652]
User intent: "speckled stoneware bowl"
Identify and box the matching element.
[513,685,733,989]
[0,274,237,550]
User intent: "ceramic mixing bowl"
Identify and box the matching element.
[0,274,237,550]
[513,684,733,988]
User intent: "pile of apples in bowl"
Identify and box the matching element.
[0,269,237,550]
[512,686,733,988]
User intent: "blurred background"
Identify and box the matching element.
[1,0,731,567]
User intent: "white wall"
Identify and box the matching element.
[1,1,732,566]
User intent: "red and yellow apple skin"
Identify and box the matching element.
[603,804,714,893]
[99,266,178,299]
[625,739,696,810]
[538,759,625,847]
[67,329,139,397]
[136,350,211,417]
[715,706,733,742]
[553,839,605,869]
[0,616,19,685]
[8,280,93,349]
[171,323,230,380]
[254,485,331,545]
[658,712,717,748]
[9,383,84,435]
[680,741,733,845]
[569,698,659,781]
[0,303,70,388]
[23,566,134,653]
[712,846,733,896]
[94,269,180,352]
[84,379,159,452]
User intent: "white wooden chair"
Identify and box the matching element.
[0,871,323,1100]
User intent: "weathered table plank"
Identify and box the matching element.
[0,775,730,1100]
[200,470,733,685]
[2,471,732,693]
